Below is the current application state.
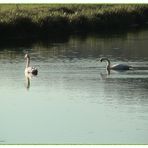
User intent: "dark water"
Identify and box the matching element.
[0,29,148,144]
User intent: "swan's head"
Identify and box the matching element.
[100,58,103,62]
[100,58,106,62]
[24,54,30,59]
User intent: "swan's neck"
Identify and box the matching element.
[26,57,30,68]
[105,59,111,70]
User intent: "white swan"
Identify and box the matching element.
[100,57,132,71]
[24,54,38,75]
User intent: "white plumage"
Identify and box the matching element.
[24,54,38,75]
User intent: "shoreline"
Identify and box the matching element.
[0,27,147,49]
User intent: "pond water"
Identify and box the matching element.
[0,29,148,144]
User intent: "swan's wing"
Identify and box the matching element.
[111,64,131,70]
[26,67,33,73]
[31,67,38,75]
[31,67,38,71]
[26,67,38,74]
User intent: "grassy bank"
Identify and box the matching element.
[0,4,148,39]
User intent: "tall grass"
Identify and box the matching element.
[0,4,148,39]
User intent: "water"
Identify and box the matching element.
[0,29,148,144]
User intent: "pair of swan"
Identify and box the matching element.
[24,54,132,75]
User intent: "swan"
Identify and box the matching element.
[24,54,38,75]
[100,57,132,71]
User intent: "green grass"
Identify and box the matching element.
[0,4,148,39]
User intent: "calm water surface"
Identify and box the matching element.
[0,29,148,144]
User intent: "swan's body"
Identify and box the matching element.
[25,54,38,75]
[100,57,132,71]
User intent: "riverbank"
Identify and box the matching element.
[0,4,148,39]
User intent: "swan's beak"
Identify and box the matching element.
[100,58,103,62]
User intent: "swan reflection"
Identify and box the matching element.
[25,73,37,90]
[100,69,110,80]
[25,75,31,90]
[24,53,38,90]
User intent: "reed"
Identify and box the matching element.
[0,4,148,39]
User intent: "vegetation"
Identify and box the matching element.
[0,4,148,39]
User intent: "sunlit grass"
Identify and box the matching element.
[0,4,148,38]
